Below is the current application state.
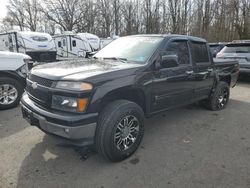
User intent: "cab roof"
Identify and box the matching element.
[130,34,207,43]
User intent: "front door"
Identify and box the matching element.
[151,40,195,113]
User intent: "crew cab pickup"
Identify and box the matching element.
[21,35,239,162]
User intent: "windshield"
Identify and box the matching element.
[94,36,164,63]
[221,44,250,53]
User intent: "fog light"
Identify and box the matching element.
[64,128,70,133]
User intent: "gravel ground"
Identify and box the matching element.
[0,81,250,188]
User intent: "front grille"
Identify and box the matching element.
[28,74,53,87]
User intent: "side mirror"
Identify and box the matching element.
[160,53,179,68]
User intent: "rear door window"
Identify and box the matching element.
[190,42,210,64]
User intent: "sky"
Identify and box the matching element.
[0,0,8,20]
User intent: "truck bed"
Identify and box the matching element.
[214,58,239,87]
[213,58,239,67]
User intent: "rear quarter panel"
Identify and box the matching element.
[214,59,239,87]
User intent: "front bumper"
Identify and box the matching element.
[21,93,98,146]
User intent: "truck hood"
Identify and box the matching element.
[31,58,144,80]
[0,51,31,71]
[0,51,31,59]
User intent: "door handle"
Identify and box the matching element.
[185,70,194,75]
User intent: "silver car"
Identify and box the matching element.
[216,43,250,75]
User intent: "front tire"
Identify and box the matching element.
[203,81,230,111]
[0,77,23,110]
[95,100,144,162]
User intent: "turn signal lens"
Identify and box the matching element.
[77,98,88,112]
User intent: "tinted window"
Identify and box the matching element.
[72,40,76,47]
[165,41,190,65]
[191,42,209,63]
[58,41,61,47]
[31,36,48,42]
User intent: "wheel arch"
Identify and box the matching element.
[219,75,231,86]
[0,71,25,86]
[98,87,147,114]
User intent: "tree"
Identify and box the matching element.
[112,0,121,35]
[23,0,41,31]
[5,0,25,31]
[121,0,140,35]
[1,0,249,42]
[4,0,42,31]
[42,0,84,31]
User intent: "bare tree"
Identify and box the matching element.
[23,0,41,31]
[121,0,141,35]
[76,0,97,33]
[1,0,249,41]
[112,0,121,35]
[96,0,112,37]
[235,0,250,39]
[5,0,25,31]
[4,0,42,31]
[42,0,84,31]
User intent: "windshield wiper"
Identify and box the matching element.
[103,57,128,63]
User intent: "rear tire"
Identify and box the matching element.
[0,77,23,110]
[203,81,230,111]
[95,100,144,162]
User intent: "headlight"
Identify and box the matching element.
[52,95,88,112]
[55,81,93,91]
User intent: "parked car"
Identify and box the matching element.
[209,43,225,57]
[21,34,239,162]
[0,51,31,110]
[216,42,250,75]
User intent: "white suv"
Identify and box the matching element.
[0,51,31,110]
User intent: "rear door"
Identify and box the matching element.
[62,36,68,57]
[190,41,214,100]
[151,39,195,112]
[56,37,63,57]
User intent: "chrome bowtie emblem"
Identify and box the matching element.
[32,82,38,89]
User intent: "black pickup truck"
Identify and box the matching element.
[21,34,239,162]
